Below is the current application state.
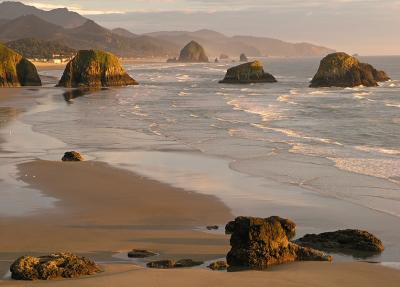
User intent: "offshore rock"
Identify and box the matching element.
[178,41,209,63]
[62,151,84,161]
[219,61,277,84]
[57,49,138,88]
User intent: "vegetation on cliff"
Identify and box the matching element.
[6,38,76,59]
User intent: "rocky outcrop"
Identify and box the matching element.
[219,61,277,84]
[178,41,209,63]
[127,249,157,258]
[240,53,248,62]
[57,50,138,88]
[295,229,384,253]
[310,52,390,88]
[10,253,101,280]
[208,261,228,270]
[225,216,332,270]
[147,259,203,269]
[0,43,41,87]
[62,151,84,161]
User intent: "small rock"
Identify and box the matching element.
[219,61,277,84]
[62,151,84,162]
[208,261,228,270]
[127,249,157,258]
[206,225,219,230]
[146,259,203,269]
[239,53,248,62]
[295,229,384,253]
[10,252,101,280]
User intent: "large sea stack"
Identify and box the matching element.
[310,52,390,88]
[57,50,138,88]
[0,43,41,87]
[225,216,332,270]
[178,41,209,63]
[219,60,277,84]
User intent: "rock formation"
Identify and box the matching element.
[62,151,84,161]
[240,53,248,62]
[146,259,203,269]
[10,253,101,280]
[295,229,384,253]
[208,261,228,270]
[219,61,277,84]
[225,216,332,270]
[0,43,41,87]
[310,52,390,88]
[127,249,157,258]
[57,50,138,88]
[178,41,209,63]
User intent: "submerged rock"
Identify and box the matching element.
[178,41,209,63]
[0,43,41,87]
[208,261,228,270]
[10,253,101,280]
[310,52,390,88]
[219,61,277,84]
[57,50,138,88]
[146,259,203,269]
[62,151,84,162]
[225,216,331,270]
[239,53,248,62]
[295,229,384,253]
[127,249,157,258]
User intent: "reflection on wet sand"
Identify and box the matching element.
[0,107,20,129]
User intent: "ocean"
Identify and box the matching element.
[1,56,400,263]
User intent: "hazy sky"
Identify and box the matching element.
[16,1,400,55]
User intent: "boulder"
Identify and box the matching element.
[219,61,277,84]
[62,151,84,162]
[225,216,332,270]
[178,41,209,63]
[206,225,219,230]
[239,53,248,62]
[146,259,203,269]
[208,261,228,271]
[10,253,101,280]
[57,50,138,88]
[127,249,157,258]
[310,52,390,88]
[0,43,41,87]
[295,229,384,253]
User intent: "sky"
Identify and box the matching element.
[15,1,400,55]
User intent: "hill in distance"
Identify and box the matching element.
[6,38,76,59]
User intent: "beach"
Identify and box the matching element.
[1,57,400,285]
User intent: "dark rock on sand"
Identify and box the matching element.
[219,60,277,84]
[0,43,41,87]
[127,249,157,258]
[206,225,219,230]
[310,52,390,88]
[57,50,138,88]
[239,53,248,62]
[225,216,331,270]
[178,41,209,63]
[146,259,203,269]
[295,229,384,253]
[10,253,101,280]
[62,151,84,162]
[208,260,228,270]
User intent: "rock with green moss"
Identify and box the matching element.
[0,43,41,87]
[178,41,209,63]
[219,60,277,84]
[310,52,390,88]
[57,50,138,88]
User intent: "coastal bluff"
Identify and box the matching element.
[219,60,277,84]
[0,43,41,87]
[57,50,138,88]
[310,52,390,88]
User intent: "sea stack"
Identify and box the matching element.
[0,43,41,87]
[57,50,138,88]
[310,52,390,88]
[219,60,277,84]
[240,53,248,62]
[178,41,209,63]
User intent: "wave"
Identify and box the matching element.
[355,145,400,155]
[227,99,284,122]
[385,103,400,108]
[178,91,191,97]
[277,95,298,105]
